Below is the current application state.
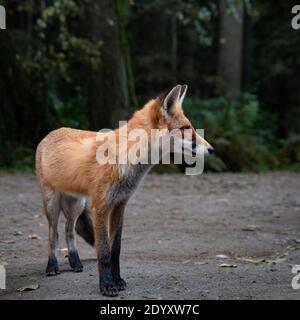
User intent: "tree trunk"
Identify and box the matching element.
[0,31,19,142]
[0,30,48,146]
[171,14,178,85]
[85,0,132,131]
[242,5,252,91]
[217,0,244,96]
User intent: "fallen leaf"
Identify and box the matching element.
[268,257,286,265]
[242,225,259,232]
[28,234,40,240]
[242,257,266,264]
[13,231,23,236]
[182,259,191,264]
[219,263,237,268]
[0,240,15,244]
[215,254,229,259]
[17,284,39,292]
[194,261,207,265]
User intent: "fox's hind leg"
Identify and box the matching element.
[61,194,85,272]
[42,187,61,276]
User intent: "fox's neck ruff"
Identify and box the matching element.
[114,100,160,181]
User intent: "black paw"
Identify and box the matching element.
[72,265,83,272]
[46,256,60,276]
[68,250,83,272]
[100,283,119,297]
[115,278,126,291]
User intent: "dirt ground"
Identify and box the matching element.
[0,172,300,300]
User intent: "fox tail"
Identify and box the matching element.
[75,202,94,247]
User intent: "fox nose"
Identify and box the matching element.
[207,146,215,154]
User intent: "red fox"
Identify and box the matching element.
[35,85,214,296]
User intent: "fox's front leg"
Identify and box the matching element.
[109,202,126,291]
[93,202,118,297]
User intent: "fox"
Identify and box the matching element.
[35,84,214,297]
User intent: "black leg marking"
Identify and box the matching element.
[46,255,59,276]
[68,250,83,272]
[98,229,118,297]
[111,227,126,291]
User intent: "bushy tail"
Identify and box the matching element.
[75,202,94,246]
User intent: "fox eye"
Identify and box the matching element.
[179,126,191,131]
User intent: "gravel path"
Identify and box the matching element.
[0,172,300,300]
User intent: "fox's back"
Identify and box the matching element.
[36,127,98,194]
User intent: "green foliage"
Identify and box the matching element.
[185,94,279,172]
[32,0,100,129]
[0,142,34,171]
[48,89,88,128]
[129,0,218,101]
[252,0,300,138]
[8,0,101,133]
[23,0,102,79]
[278,135,300,171]
[1,0,299,172]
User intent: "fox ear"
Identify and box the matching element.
[162,85,181,116]
[179,84,188,105]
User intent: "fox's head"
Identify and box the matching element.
[152,84,214,157]
[97,84,213,171]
